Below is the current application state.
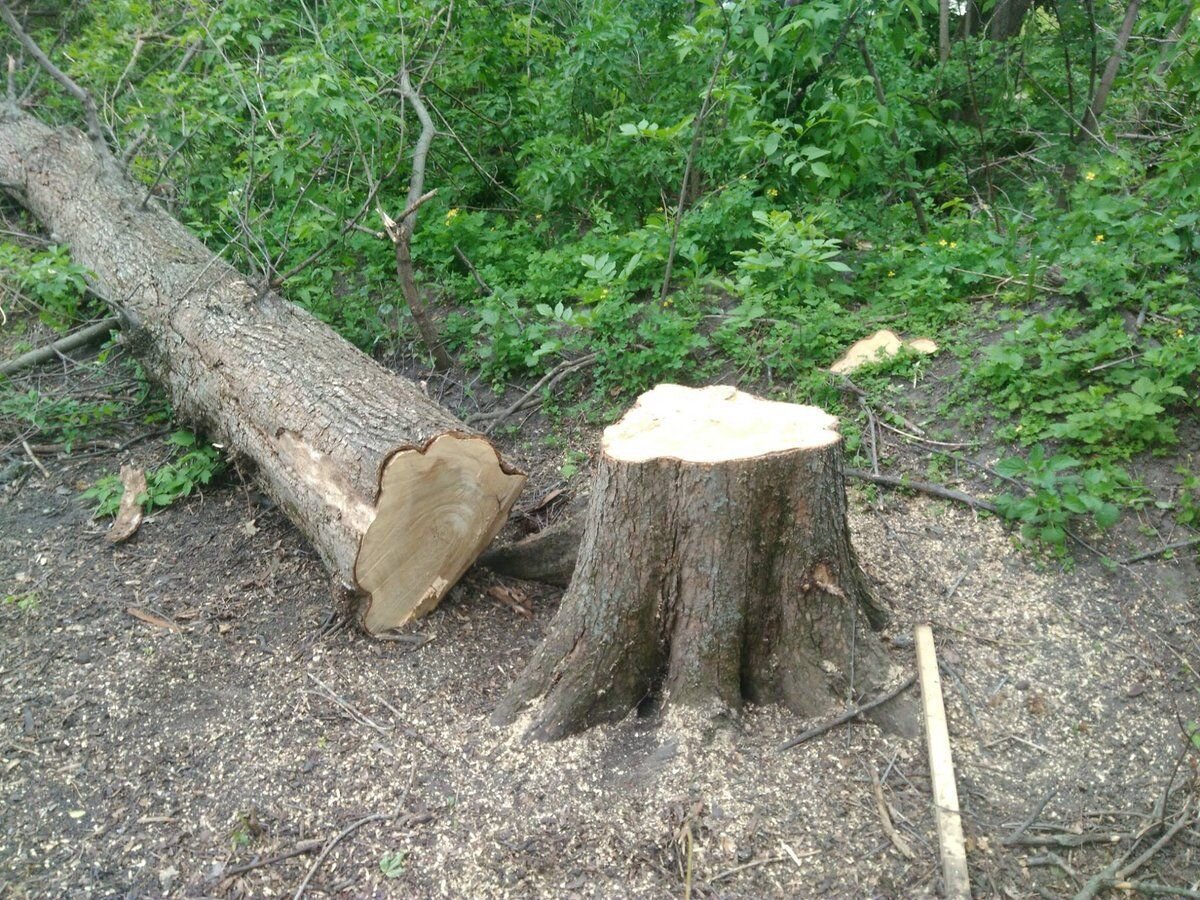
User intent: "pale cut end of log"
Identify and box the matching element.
[604,383,840,462]
[354,434,526,634]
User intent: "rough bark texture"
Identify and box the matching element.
[493,385,901,741]
[0,108,525,633]
[479,495,588,588]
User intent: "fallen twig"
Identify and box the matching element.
[293,764,424,898]
[1120,537,1200,565]
[20,440,48,478]
[221,839,324,879]
[1,316,121,377]
[292,812,391,899]
[468,353,598,430]
[778,674,916,751]
[845,469,999,514]
[1002,788,1059,845]
[869,764,916,859]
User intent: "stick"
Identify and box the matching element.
[1002,787,1059,845]
[778,674,916,751]
[0,1,106,144]
[845,469,999,514]
[1,316,121,376]
[20,440,48,478]
[1119,537,1200,565]
[221,840,324,879]
[869,764,916,859]
[291,812,391,899]
[468,353,598,429]
[915,624,970,899]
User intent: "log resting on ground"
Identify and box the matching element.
[494,384,910,740]
[0,107,525,633]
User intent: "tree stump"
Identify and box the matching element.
[493,384,901,740]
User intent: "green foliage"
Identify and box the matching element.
[0,244,94,329]
[2,591,40,612]
[993,446,1122,554]
[7,0,1196,553]
[379,851,408,879]
[82,430,224,516]
[0,389,125,452]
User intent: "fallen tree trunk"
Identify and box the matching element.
[494,384,905,740]
[0,107,526,634]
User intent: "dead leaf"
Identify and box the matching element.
[239,519,259,537]
[487,585,533,618]
[125,606,181,633]
[106,466,147,544]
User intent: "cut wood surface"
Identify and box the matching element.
[916,624,970,899]
[495,384,908,740]
[0,107,525,633]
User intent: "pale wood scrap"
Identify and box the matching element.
[105,465,146,544]
[915,624,970,899]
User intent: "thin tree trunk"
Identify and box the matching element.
[940,0,952,63]
[1079,0,1142,142]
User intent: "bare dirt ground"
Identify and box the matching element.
[2,340,1198,899]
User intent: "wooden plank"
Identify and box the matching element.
[915,624,971,898]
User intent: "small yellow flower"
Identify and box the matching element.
[1094,233,1105,244]
[1177,328,1186,338]
[887,270,896,278]
[949,241,958,249]
[938,239,948,247]
[444,208,459,224]
[662,298,673,308]
[600,288,609,298]
[766,188,779,199]
[534,213,543,221]
[1085,171,1096,181]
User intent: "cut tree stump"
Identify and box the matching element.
[493,384,903,740]
[0,107,526,634]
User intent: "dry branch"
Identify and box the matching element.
[0,315,120,377]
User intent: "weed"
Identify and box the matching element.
[3,591,39,612]
[82,430,224,516]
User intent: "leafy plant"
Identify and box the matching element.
[82,430,224,516]
[3,591,40,612]
[0,389,125,452]
[0,244,94,329]
[379,850,408,879]
[993,446,1122,553]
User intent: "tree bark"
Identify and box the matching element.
[986,0,1033,41]
[493,385,903,740]
[0,107,526,634]
[1078,0,1143,142]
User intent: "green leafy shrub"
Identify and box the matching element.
[82,430,224,516]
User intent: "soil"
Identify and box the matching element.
[2,332,1199,899]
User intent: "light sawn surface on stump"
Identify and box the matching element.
[0,108,526,632]
[496,384,907,740]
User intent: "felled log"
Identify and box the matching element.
[0,107,525,634]
[494,384,903,740]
